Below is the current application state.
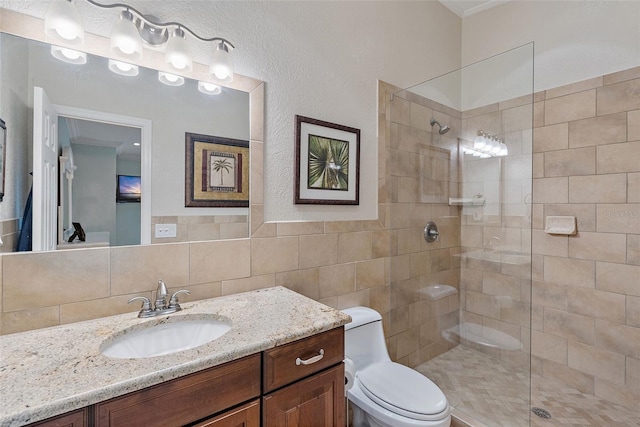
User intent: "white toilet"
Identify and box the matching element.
[343,306,451,427]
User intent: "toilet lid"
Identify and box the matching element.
[357,362,449,421]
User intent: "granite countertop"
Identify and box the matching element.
[0,286,351,426]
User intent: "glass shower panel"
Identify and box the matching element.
[388,43,534,427]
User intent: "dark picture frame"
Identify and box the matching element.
[185,132,249,207]
[294,115,360,205]
[0,118,6,202]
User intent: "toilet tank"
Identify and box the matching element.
[342,307,391,370]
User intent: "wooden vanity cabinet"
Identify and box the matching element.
[26,409,89,427]
[262,327,345,427]
[26,327,344,427]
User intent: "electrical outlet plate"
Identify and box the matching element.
[155,223,177,238]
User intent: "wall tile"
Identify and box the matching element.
[276,268,319,300]
[1,306,59,335]
[250,141,264,203]
[629,234,640,265]
[356,258,386,290]
[111,244,190,295]
[532,229,568,257]
[502,104,532,133]
[597,204,640,233]
[410,102,432,131]
[544,147,596,177]
[338,231,372,263]
[276,221,324,236]
[250,236,297,275]
[390,95,411,125]
[3,248,110,312]
[318,263,355,299]
[531,329,567,364]
[568,231,627,263]
[569,174,627,203]
[533,123,568,153]
[482,272,521,299]
[544,256,595,288]
[336,289,371,310]
[629,173,640,203]
[568,341,625,384]
[544,90,596,125]
[533,177,568,203]
[190,239,251,284]
[566,287,626,324]
[60,293,144,324]
[597,78,640,116]
[543,308,595,345]
[627,357,640,390]
[298,234,338,269]
[595,319,640,359]
[596,261,640,297]
[604,66,640,85]
[221,274,275,295]
[546,76,603,99]
[325,221,363,234]
[465,291,500,319]
[627,296,640,328]
[597,142,640,174]
[568,113,626,148]
[628,110,640,141]
[532,280,568,311]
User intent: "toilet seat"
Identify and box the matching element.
[357,362,448,422]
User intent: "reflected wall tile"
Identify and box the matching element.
[3,248,110,312]
[111,243,190,295]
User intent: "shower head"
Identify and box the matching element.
[430,118,450,135]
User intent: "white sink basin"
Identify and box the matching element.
[101,317,232,359]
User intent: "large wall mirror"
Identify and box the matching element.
[0,31,251,252]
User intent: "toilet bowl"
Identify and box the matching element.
[343,307,451,427]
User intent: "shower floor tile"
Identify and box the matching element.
[415,345,640,427]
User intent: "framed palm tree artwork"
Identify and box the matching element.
[295,115,360,205]
[185,132,249,207]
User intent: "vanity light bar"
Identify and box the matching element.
[45,0,235,83]
[198,81,222,95]
[50,45,87,64]
[108,59,139,76]
[158,71,185,87]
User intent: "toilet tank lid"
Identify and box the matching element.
[341,306,382,330]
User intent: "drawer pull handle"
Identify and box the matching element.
[296,349,325,366]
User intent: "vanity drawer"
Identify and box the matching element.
[95,354,260,427]
[263,327,344,392]
[26,408,88,427]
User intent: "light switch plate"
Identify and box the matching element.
[155,223,177,238]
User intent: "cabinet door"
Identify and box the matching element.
[263,364,345,427]
[95,354,260,427]
[192,400,260,427]
[27,408,88,427]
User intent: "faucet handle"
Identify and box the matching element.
[168,290,190,310]
[128,296,154,318]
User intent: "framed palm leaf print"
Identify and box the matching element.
[295,116,360,205]
[185,132,249,207]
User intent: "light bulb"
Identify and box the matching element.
[490,138,501,155]
[165,28,193,72]
[473,131,486,150]
[110,10,143,60]
[198,81,222,95]
[51,45,87,64]
[499,141,509,157]
[108,59,139,76]
[158,71,184,86]
[209,41,234,82]
[44,0,85,45]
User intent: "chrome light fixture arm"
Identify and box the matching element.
[83,0,235,47]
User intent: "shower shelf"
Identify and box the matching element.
[448,197,486,206]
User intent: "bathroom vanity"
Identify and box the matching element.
[0,287,349,427]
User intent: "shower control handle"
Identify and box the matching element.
[424,221,440,243]
[295,349,325,366]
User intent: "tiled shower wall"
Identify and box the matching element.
[384,84,462,367]
[529,68,640,408]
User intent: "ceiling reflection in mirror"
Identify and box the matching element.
[0,32,250,252]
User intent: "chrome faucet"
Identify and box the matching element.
[128,280,190,318]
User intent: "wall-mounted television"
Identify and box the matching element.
[116,175,141,203]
